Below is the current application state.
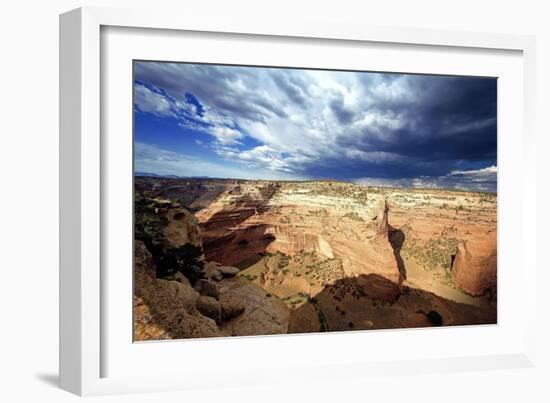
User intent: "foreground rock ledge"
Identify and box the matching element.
[134,239,290,340]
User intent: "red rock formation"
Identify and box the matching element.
[196,183,279,266]
[267,227,334,258]
[197,185,401,301]
[375,198,390,237]
[452,230,497,296]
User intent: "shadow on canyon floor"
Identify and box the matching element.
[388,226,407,281]
[288,273,497,334]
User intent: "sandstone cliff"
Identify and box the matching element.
[451,230,497,296]
[196,182,402,301]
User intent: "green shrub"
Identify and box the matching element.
[134,192,166,249]
[156,243,204,283]
[134,192,204,283]
[278,254,290,268]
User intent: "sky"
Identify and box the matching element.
[134,61,497,192]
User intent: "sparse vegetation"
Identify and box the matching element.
[400,225,459,272]
[156,243,204,282]
[278,254,290,269]
[134,192,167,249]
[282,292,310,308]
[242,273,258,281]
[343,211,364,222]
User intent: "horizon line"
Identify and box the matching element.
[134,172,497,195]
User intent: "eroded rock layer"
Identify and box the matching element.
[195,181,402,300]
[452,231,497,296]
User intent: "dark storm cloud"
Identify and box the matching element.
[342,76,497,165]
[271,71,310,107]
[133,61,497,191]
[330,93,356,124]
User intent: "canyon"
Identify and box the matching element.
[134,176,497,340]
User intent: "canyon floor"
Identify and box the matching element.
[134,177,497,340]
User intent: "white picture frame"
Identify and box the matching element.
[59,6,537,396]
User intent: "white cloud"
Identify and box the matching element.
[237,145,294,172]
[343,149,403,163]
[355,165,497,192]
[213,144,298,173]
[135,142,181,161]
[448,165,497,176]
[134,84,173,117]
[210,126,243,145]
[134,63,404,173]
[135,142,304,180]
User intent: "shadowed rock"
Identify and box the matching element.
[194,279,220,298]
[219,278,290,336]
[197,296,222,323]
[220,296,246,320]
[219,266,240,277]
[134,241,225,340]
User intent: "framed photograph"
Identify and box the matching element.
[60,7,537,396]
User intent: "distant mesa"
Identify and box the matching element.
[135,172,216,180]
[135,172,181,178]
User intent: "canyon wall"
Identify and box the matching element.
[452,231,497,296]
[195,182,402,301]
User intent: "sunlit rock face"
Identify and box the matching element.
[195,181,402,299]
[163,207,203,248]
[452,231,497,296]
